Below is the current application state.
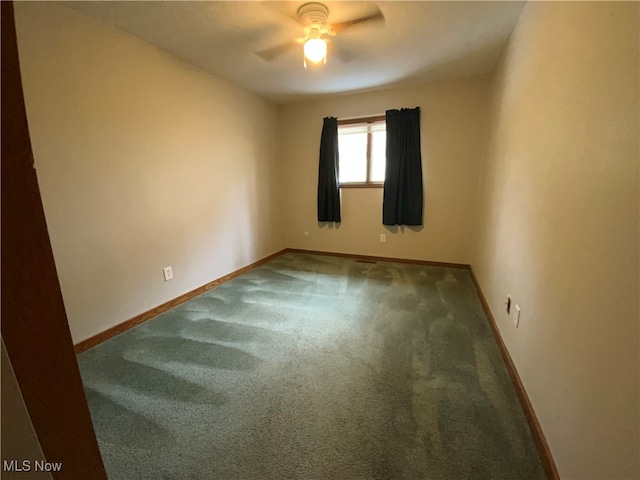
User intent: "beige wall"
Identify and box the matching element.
[14,3,283,344]
[473,2,639,478]
[279,77,491,264]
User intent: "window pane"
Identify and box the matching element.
[370,130,386,182]
[339,124,369,135]
[338,132,367,183]
[370,122,386,133]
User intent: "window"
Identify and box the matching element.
[338,115,386,187]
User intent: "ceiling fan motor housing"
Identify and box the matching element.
[298,2,330,37]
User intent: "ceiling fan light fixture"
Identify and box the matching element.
[255,2,385,68]
[303,38,327,67]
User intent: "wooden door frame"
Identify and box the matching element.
[1,3,108,478]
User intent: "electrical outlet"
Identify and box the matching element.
[380,234,386,243]
[514,305,521,327]
[163,266,173,281]
[506,295,511,314]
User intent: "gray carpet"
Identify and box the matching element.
[78,252,545,479]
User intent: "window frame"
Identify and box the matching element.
[337,115,386,188]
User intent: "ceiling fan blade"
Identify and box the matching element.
[334,45,355,63]
[327,39,355,63]
[254,40,298,61]
[331,7,385,34]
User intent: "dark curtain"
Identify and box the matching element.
[317,117,341,222]
[383,107,423,226]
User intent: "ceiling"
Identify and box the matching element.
[64,1,525,104]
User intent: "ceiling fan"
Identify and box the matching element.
[255,2,385,68]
